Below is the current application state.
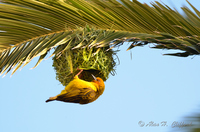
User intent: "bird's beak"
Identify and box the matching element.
[91,74,97,81]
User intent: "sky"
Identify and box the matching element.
[0,0,200,132]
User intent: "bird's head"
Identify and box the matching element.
[91,74,105,92]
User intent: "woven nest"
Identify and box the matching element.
[52,27,118,86]
[53,47,117,86]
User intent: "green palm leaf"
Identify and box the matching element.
[0,0,200,76]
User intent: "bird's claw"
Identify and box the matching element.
[75,68,83,78]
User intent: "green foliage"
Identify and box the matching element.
[1,0,200,76]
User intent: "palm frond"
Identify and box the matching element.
[1,0,200,76]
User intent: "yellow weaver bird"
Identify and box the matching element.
[46,69,105,104]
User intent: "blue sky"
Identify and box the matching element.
[0,0,200,132]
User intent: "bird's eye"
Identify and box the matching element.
[97,79,101,82]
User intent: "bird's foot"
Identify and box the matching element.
[75,68,83,78]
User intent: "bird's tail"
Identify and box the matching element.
[45,99,54,103]
[45,96,57,103]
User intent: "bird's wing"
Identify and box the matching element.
[65,79,97,91]
[56,87,96,104]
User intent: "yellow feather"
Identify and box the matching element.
[46,75,105,104]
